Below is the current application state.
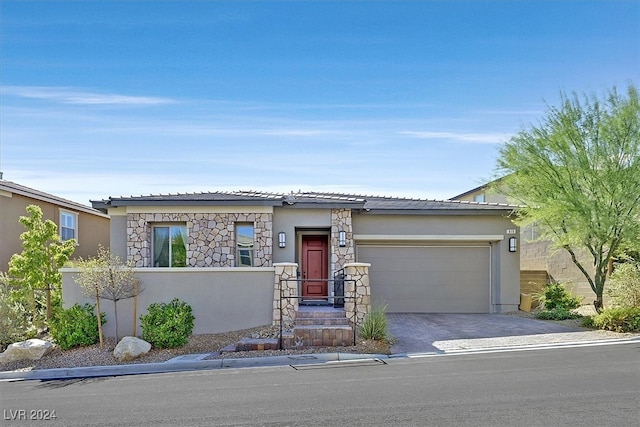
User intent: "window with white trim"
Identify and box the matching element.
[60,211,77,241]
[236,223,254,267]
[153,225,188,267]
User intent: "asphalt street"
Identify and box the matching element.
[1,342,638,426]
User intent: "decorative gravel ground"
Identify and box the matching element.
[0,325,391,372]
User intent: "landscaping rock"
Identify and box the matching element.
[0,339,53,363]
[113,337,151,362]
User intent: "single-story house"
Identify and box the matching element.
[0,179,110,272]
[61,190,520,337]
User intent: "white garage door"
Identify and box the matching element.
[357,245,491,313]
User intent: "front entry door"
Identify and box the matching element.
[301,235,329,300]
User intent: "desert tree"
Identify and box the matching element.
[495,84,640,311]
[74,246,141,345]
[8,205,76,329]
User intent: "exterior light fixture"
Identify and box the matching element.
[278,232,286,248]
[508,236,517,253]
[339,230,347,247]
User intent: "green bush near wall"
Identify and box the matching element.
[140,298,195,348]
[49,304,106,350]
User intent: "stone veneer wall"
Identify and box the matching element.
[331,208,355,274]
[272,262,371,328]
[272,263,298,327]
[344,263,371,327]
[127,212,272,267]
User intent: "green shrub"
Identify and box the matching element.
[607,262,640,308]
[535,282,583,311]
[140,298,195,348]
[49,304,105,350]
[534,307,581,321]
[591,307,640,333]
[0,275,32,349]
[359,305,388,341]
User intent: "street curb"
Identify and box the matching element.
[0,352,390,381]
[400,336,640,358]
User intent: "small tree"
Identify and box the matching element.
[8,205,76,329]
[75,246,142,345]
[495,84,640,311]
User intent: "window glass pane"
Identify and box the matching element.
[60,212,76,241]
[154,227,170,267]
[61,227,75,241]
[171,226,187,267]
[236,224,254,267]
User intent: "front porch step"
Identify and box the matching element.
[293,325,354,348]
[295,317,350,326]
[287,307,354,348]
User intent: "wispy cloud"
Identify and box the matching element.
[2,86,176,106]
[398,131,513,144]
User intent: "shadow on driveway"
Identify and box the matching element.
[387,313,581,354]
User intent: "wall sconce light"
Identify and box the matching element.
[509,236,517,253]
[278,232,286,248]
[339,230,347,247]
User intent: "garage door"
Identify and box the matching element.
[357,245,491,313]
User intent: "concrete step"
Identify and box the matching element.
[295,317,350,326]
[296,309,347,319]
[292,325,354,348]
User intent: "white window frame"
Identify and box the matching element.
[60,210,78,242]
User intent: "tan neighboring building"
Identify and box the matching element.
[0,180,110,272]
[452,182,596,304]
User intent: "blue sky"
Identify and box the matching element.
[1,1,638,205]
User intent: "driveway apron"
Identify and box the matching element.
[387,313,581,354]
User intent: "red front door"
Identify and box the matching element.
[301,235,329,300]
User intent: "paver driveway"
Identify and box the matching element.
[387,313,582,354]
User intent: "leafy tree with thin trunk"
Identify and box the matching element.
[8,205,76,330]
[495,84,640,311]
[74,246,141,344]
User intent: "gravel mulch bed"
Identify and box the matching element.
[1,325,391,373]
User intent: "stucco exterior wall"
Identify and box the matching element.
[352,212,521,313]
[61,267,275,336]
[0,190,109,272]
[271,208,331,263]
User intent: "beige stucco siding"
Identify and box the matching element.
[62,267,274,336]
[1,190,109,271]
[352,212,520,313]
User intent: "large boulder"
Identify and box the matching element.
[0,339,53,363]
[113,337,151,362]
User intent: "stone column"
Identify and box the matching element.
[331,208,355,274]
[273,262,299,327]
[343,262,371,327]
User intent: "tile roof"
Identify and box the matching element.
[93,189,517,214]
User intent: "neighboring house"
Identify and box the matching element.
[0,180,110,272]
[452,181,595,303]
[62,190,521,337]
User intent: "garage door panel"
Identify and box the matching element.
[358,246,490,313]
